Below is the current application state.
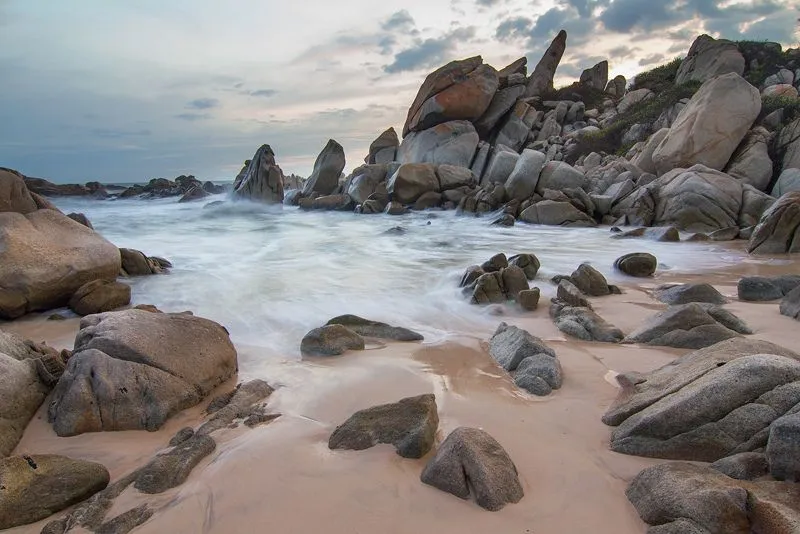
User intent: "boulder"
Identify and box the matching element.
[654,283,727,305]
[557,279,592,309]
[397,120,479,168]
[474,84,526,135]
[365,127,399,164]
[614,252,657,277]
[119,248,166,276]
[436,165,475,191]
[134,434,216,494]
[420,427,523,511]
[67,212,93,229]
[68,280,131,316]
[763,84,799,98]
[765,413,800,481]
[0,454,110,529]
[772,168,800,197]
[651,74,760,174]
[300,324,365,356]
[605,75,626,98]
[345,165,388,204]
[496,101,537,151]
[550,303,624,343]
[623,303,748,350]
[747,192,800,254]
[482,147,519,185]
[737,275,800,302]
[616,88,654,115]
[518,200,596,227]
[231,144,284,203]
[508,253,540,279]
[0,209,121,319]
[325,315,423,341]
[328,394,438,459]
[580,60,608,91]
[632,128,670,175]
[514,352,562,396]
[778,118,800,171]
[739,184,776,229]
[724,127,773,191]
[178,185,210,203]
[709,452,769,481]
[0,352,50,456]
[387,163,439,204]
[535,161,587,194]
[517,288,540,311]
[471,272,505,304]
[675,34,745,84]
[570,263,612,296]
[301,139,346,196]
[488,322,555,372]
[0,168,38,214]
[504,149,546,201]
[525,30,567,97]
[48,310,238,436]
[780,286,800,320]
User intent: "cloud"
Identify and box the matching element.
[495,16,532,42]
[249,89,277,98]
[175,113,211,121]
[384,26,476,73]
[638,53,667,66]
[381,10,415,31]
[186,98,220,110]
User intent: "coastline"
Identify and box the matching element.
[5,252,799,533]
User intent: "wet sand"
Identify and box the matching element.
[4,255,800,534]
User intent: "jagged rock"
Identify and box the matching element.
[514,352,562,395]
[623,303,748,350]
[326,315,423,341]
[67,212,93,229]
[614,252,657,277]
[231,144,284,203]
[766,413,800,481]
[397,120,479,168]
[550,303,624,343]
[655,283,726,305]
[737,275,800,302]
[557,280,592,309]
[421,427,523,511]
[772,168,800,197]
[488,322,555,372]
[526,30,567,97]
[365,127,399,164]
[580,60,608,91]
[471,272,504,304]
[504,149,546,201]
[0,351,50,456]
[508,253,540,279]
[0,209,121,319]
[48,310,237,436]
[329,394,438,459]
[301,139,346,196]
[781,286,800,320]
[0,455,110,529]
[68,280,131,316]
[403,58,498,135]
[387,163,439,204]
[652,74,760,175]
[747,192,800,254]
[134,434,216,494]
[725,127,773,192]
[197,380,276,436]
[675,34,745,84]
[517,288,540,311]
[178,185,210,203]
[300,324,365,356]
[519,200,596,227]
[710,452,769,480]
[570,263,612,296]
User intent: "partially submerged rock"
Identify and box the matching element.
[328,394,438,458]
[550,302,624,343]
[781,287,800,320]
[738,275,800,302]
[300,324,365,356]
[421,427,523,511]
[747,192,800,254]
[488,322,555,371]
[614,252,657,277]
[326,315,423,341]
[119,248,170,276]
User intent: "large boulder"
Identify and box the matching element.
[772,168,800,197]
[632,128,669,175]
[504,149,546,201]
[365,127,399,164]
[48,310,238,436]
[614,252,657,277]
[474,84,526,135]
[231,144,284,203]
[387,163,440,205]
[328,394,438,459]
[397,120,480,168]
[724,127,773,192]
[525,30,567,97]
[68,280,131,316]
[675,34,745,84]
[777,117,800,171]
[301,139,346,196]
[403,57,498,135]
[436,165,476,191]
[0,209,121,319]
[0,454,110,529]
[0,349,50,456]
[747,192,800,254]
[651,73,760,175]
[345,165,388,204]
[519,200,596,227]
[0,168,38,214]
[580,60,608,91]
[536,161,587,193]
[420,427,523,511]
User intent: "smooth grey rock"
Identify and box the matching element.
[781,286,800,320]
[536,161,587,194]
[737,276,800,302]
[748,192,800,254]
[655,283,727,305]
[488,322,555,372]
[328,394,438,459]
[570,263,611,296]
[436,165,476,191]
[387,163,439,205]
[0,352,49,456]
[550,303,624,343]
[504,149,546,201]
[624,303,743,350]
[397,121,480,169]
[300,325,365,356]
[557,280,592,309]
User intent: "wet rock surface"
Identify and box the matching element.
[325,315,423,341]
[300,324,366,356]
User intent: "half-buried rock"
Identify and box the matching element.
[421,427,523,511]
[780,286,800,320]
[325,315,423,341]
[654,283,727,305]
[68,279,131,316]
[48,309,238,436]
[0,454,110,529]
[738,275,800,302]
[550,302,624,343]
[134,434,216,494]
[300,324,365,356]
[328,394,438,458]
[614,252,657,277]
[489,323,561,396]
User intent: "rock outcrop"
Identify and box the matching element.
[525,30,567,97]
[747,192,800,254]
[489,323,561,396]
[674,34,745,84]
[301,139,347,196]
[397,120,480,168]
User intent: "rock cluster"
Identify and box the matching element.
[459,252,541,308]
[488,322,561,396]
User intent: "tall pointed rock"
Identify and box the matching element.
[525,30,567,98]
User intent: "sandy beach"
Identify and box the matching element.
[4,253,799,534]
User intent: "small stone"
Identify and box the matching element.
[300,325,365,356]
[655,283,727,305]
[517,288,541,311]
[134,434,216,494]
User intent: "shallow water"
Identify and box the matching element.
[54,195,751,358]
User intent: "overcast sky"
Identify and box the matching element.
[1,0,798,183]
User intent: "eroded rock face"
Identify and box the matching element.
[48,310,238,436]
[675,34,745,84]
[231,144,284,203]
[525,30,567,97]
[652,74,760,175]
[328,394,438,458]
[403,57,498,135]
[301,139,347,197]
[134,434,216,494]
[0,209,121,319]
[421,427,523,511]
[747,192,800,254]
[0,454,110,529]
[0,168,38,214]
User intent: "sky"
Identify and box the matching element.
[0,0,798,183]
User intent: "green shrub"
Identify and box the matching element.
[760,94,800,124]
[540,82,609,110]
